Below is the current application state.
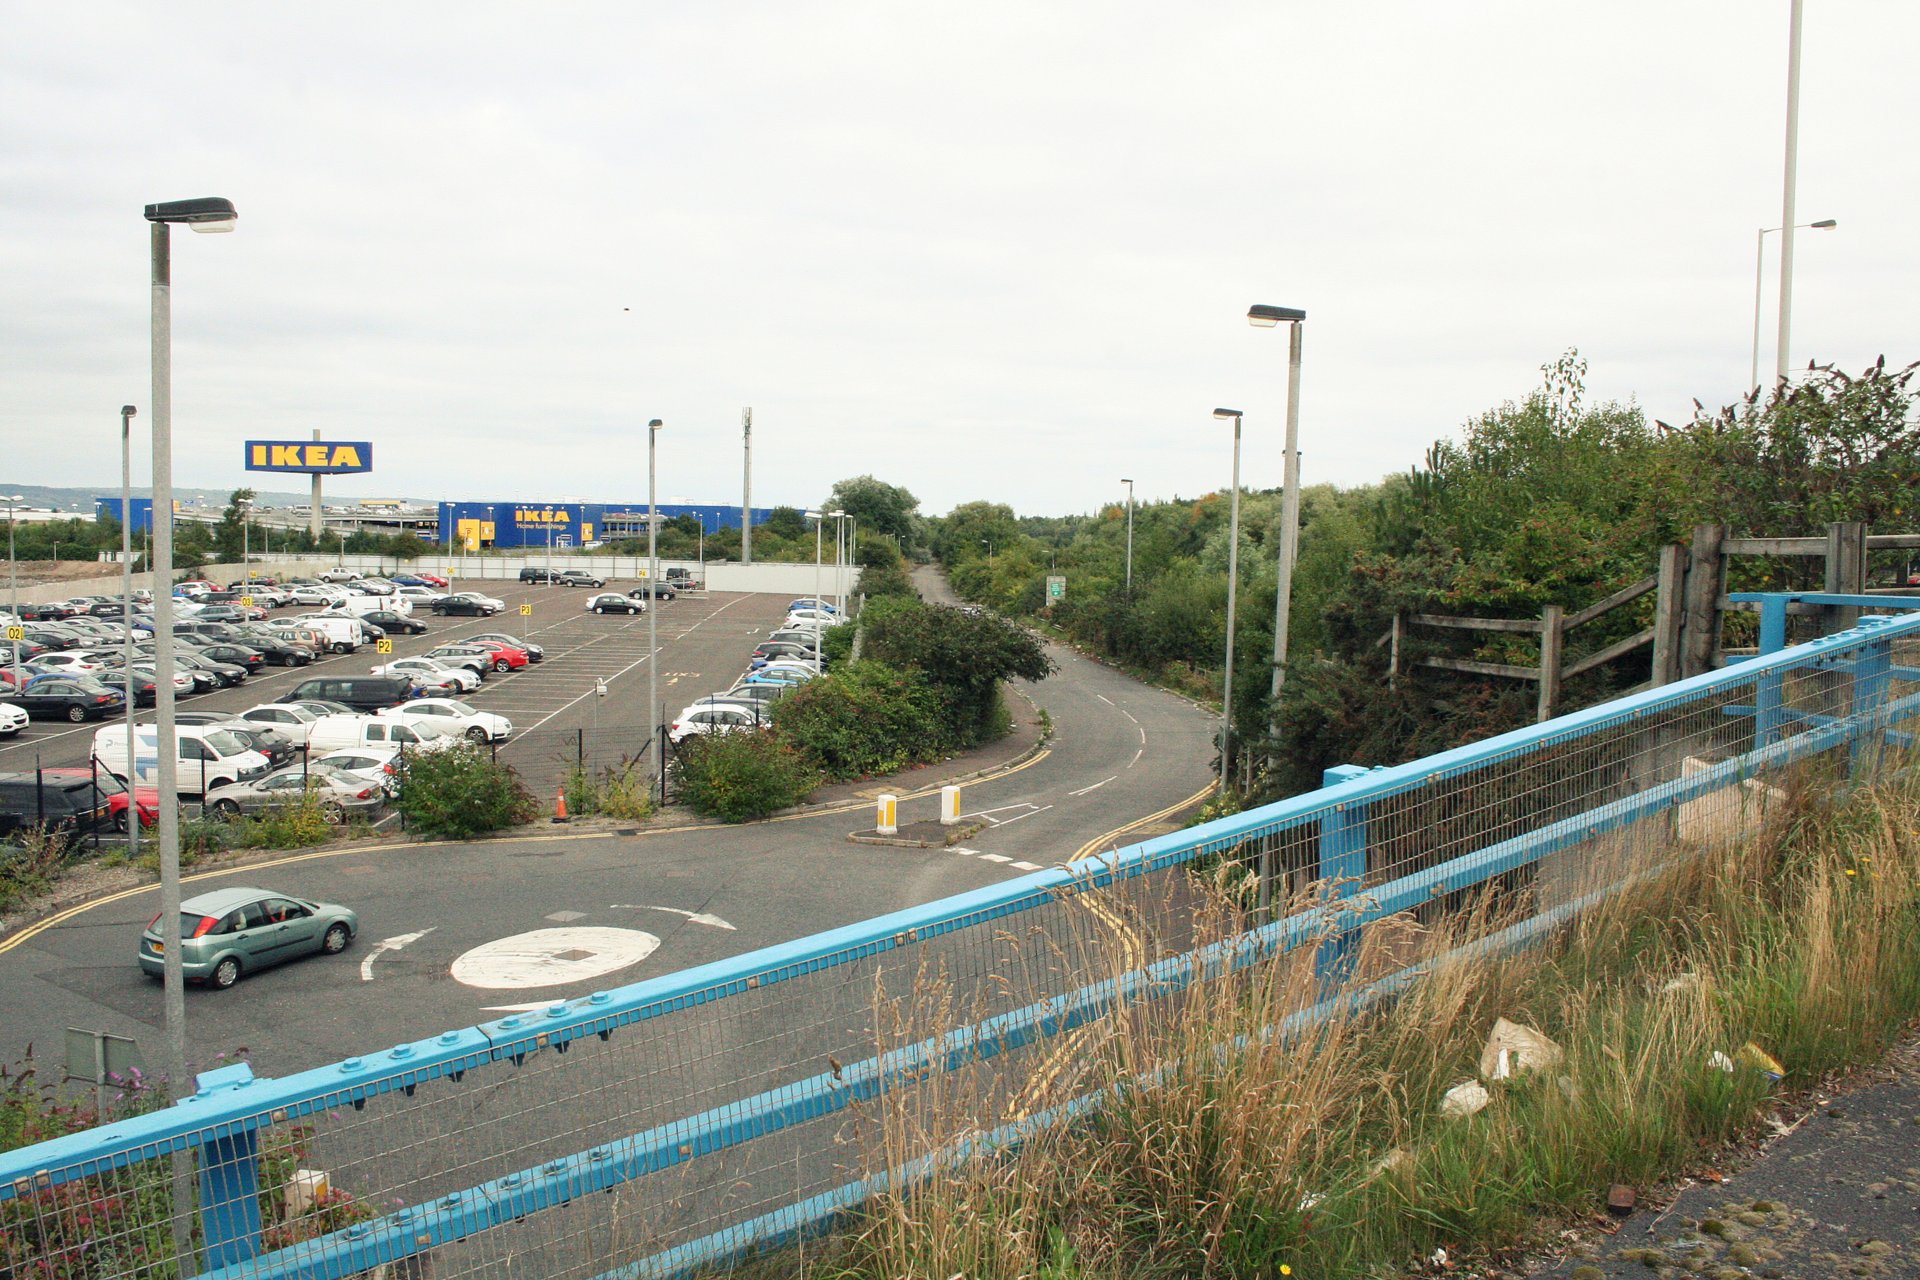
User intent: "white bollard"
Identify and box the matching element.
[876,793,898,836]
[939,785,962,826]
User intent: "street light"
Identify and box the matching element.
[236,496,253,579]
[4,493,22,695]
[1213,409,1244,788]
[806,510,825,674]
[647,419,663,800]
[1248,303,1307,749]
[1120,478,1136,594]
[829,510,850,614]
[118,408,140,871]
[1752,219,1836,391]
[145,195,237,1110]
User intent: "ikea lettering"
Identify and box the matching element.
[242,440,374,475]
[515,509,574,526]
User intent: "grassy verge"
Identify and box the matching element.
[723,758,1920,1279]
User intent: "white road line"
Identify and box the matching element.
[608,904,735,930]
[989,804,1052,828]
[1119,708,1140,726]
[1010,861,1041,871]
[1128,747,1143,769]
[1095,694,1115,706]
[359,927,435,982]
[979,853,1013,863]
[1068,775,1117,797]
[1137,726,1146,745]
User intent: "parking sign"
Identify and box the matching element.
[375,639,393,654]
[519,603,533,616]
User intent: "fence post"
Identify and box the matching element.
[193,1064,264,1268]
[1824,520,1867,634]
[1315,766,1371,982]
[1849,617,1896,777]
[1754,595,1790,750]
[1650,542,1686,686]
[1682,524,1727,678]
[577,727,585,775]
[1536,604,1564,722]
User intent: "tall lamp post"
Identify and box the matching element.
[806,510,825,674]
[830,511,850,613]
[145,195,237,1109]
[1213,409,1244,787]
[4,494,22,695]
[1752,219,1836,391]
[1120,478,1135,594]
[236,496,253,579]
[647,419,663,799]
[1776,0,1807,388]
[1248,303,1307,750]
[118,408,140,869]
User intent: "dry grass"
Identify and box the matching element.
[716,757,1920,1280]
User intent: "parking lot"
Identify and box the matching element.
[0,579,799,817]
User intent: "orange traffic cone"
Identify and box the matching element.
[552,786,570,824]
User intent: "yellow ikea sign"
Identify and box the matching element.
[515,508,573,526]
[244,440,374,474]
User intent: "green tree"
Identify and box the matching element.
[860,601,1054,744]
[826,475,921,548]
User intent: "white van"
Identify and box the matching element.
[304,714,458,757]
[92,723,273,796]
[293,615,364,654]
[327,594,412,618]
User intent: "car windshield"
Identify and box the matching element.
[203,730,247,757]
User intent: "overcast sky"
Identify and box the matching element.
[4,3,1916,519]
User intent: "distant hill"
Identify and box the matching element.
[0,484,427,515]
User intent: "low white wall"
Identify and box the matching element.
[19,559,328,601]
[329,552,854,597]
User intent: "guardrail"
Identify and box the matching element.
[3,601,1917,1279]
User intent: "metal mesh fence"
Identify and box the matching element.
[3,609,1918,1279]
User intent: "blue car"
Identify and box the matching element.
[390,575,431,587]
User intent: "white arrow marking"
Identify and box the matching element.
[608,905,736,931]
[360,928,436,982]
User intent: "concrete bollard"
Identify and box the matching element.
[939,784,962,826]
[876,794,898,836]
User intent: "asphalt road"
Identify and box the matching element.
[0,581,1216,1083]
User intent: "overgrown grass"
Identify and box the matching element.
[729,760,1920,1280]
[0,827,76,915]
[564,757,658,822]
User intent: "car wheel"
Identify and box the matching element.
[467,725,490,742]
[64,704,87,722]
[211,798,241,819]
[114,809,131,834]
[322,802,346,825]
[493,658,511,672]
[211,957,241,989]
[594,606,604,614]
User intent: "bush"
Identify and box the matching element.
[773,661,956,781]
[564,758,658,823]
[673,732,815,822]
[0,828,73,915]
[395,743,537,839]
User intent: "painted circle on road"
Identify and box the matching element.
[450,927,660,990]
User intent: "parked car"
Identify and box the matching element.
[518,567,559,583]
[137,886,359,988]
[204,767,385,824]
[93,723,272,795]
[556,570,606,588]
[29,651,109,677]
[91,668,158,707]
[318,568,363,584]
[234,702,324,744]
[191,642,269,675]
[467,632,544,662]
[33,767,162,833]
[462,640,530,672]
[304,713,457,756]
[0,703,27,737]
[291,585,350,607]
[0,771,116,838]
[172,714,302,770]
[669,702,764,744]
[627,581,678,600]
[277,675,417,713]
[1,676,126,722]
[361,609,428,635]
[371,657,480,694]
[312,746,403,798]
[379,698,513,742]
[431,593,501,617]
[587,593,645,615]
[421,645,498,676]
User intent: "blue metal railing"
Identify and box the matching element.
[3,600,1917,1280]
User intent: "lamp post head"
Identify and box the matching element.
[121,405,137,419]
[1811,219,1838,229]
[1247,303,1306,328]
[144,197,238,233]
[1212,408,1244,421]
[648,418,662,430]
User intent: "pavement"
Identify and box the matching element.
[1522,1032,1920,1279]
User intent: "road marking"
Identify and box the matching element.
[609,904,735,930]
[1068,775,1117,797]
[1128,747,1142,769]
[1011,860,1041,871]
[359,927,435,982]
[450,926,660,990]
[979,853,1012,863]
[1119,708,1140,726]
[1095,694,1115,707]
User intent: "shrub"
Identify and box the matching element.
[564,758,658,823]
[673,731,815,822]
[773,660,955,781]
[0,828,73,915]
[395,743,537,839]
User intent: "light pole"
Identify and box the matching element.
[647,419,662,799]
[806,510,825,674]
[1213,409,1244,787]
[1249,303,1307,750]
[4,494,22,695]
[145,195,237,1110]
[119,408,140,869]
[1776,0,1806,388]
[1121,478,1135,594]
[1752,219,1836,392]
[830,510,849,613]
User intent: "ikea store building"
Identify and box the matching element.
[437,501,773,551]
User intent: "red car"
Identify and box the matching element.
[416,573,450,588]
[38,767,162,832]
[467,640,530,670]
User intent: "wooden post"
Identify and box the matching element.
[1681,524,1727,678]
[1650,542,1686,687]
[1824,520,1867,633]
[1388,612,1402,688]
[1536,604,1564,722]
